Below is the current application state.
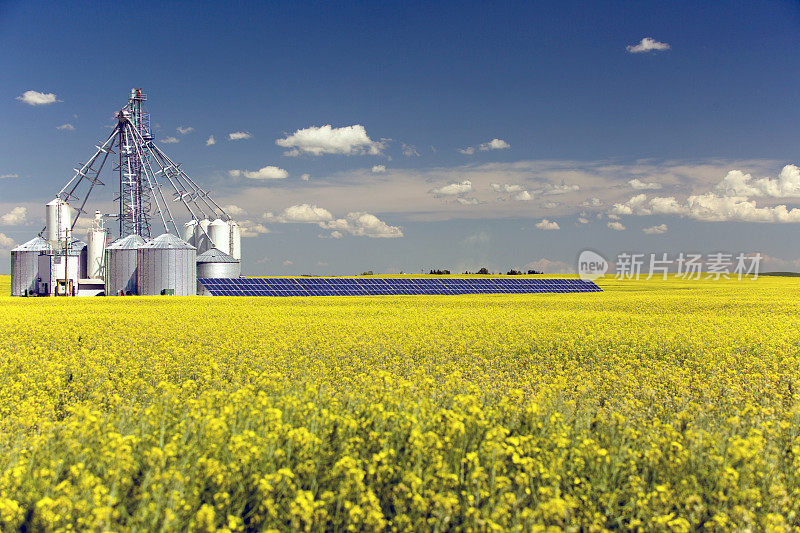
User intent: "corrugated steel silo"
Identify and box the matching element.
[197,248,240,278]
[137,233,196,295]
[10,236,48,296]
[71,238,88,279]
[197,248,240,295]
[105,234,146,295]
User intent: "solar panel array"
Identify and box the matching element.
[198,277,602,296]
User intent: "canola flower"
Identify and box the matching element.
[0,274,799,531]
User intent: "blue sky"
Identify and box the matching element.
[1,1,800,275]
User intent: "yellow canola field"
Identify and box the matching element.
[0,275,799,531]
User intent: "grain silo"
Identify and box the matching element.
[45,198,71,249]
[10,236,48,296]
[105,234,146,295]
[137,233,196,295]
[197,248,240,278]
[10,89,245,296]
[72,239,88,279]
[194,218,211,254]
[182,220,197,247]
[229,220,242,260]
[196,248,240,295]
[208,219,230,255]
[86,214,107,279]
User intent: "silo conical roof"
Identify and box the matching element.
[12,236,49,252]
[107,234,147,249]
[196,247,238,263]
[140,232,195,250]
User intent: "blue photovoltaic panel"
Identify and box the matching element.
[197,277,602,297]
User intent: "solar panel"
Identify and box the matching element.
[197,277,603,297]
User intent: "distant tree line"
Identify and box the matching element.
[461,267,543,275]
[355,267,544,275]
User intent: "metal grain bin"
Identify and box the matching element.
[10,236,48,296]
[105,234,146,295]
[208,219,230,255]
[137,233,196,296]
[194,218,211,254]
[71,238,88,279]
[197,248,240,278]
[196,248,240,295]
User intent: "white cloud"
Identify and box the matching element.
[460,138,510,155]
[612,187,800,224]
[629,178,662,190]
[320,212,403,238]
[626,37,671,53]
[431,180,472,197]
[577,217,590,224]
[608,221,626,231]
[0,232,16,249]
[479,138,510,151]
[1,206,27,225]
[222,204,246,216]
[714,165,800,198]
[238,221,271,237]
[177,126,193,135]
[535,219,560,230]
[514,191,532,201]
[402,143,420,157]
[229,165,288,180]
[611,193,648,215]
[206,135,216,146]
[491,183,531,202]
[329,231,343,239]
[581,197,603,207]
[161,136,180,144]
[491,183,522,194]
[759,255,800,272]
[276,125,383,156]
[56,123,75,131]
[0,173,19,179]
[16,90,59,106]
[456,197,479,205]
[276,204,334,223]
[217,159,783,226]
[537,183,580,196]
[371,165,386,173]
[229,131,252,141]
[524,258,575,274]
[301,173,311,181]
[283,260,293,266]
[542,200,560,208]
[643,223,668,235]
[0,231,16,257]
[682,195,800,222]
